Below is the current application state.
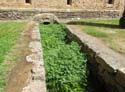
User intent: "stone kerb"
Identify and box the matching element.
[66,25,125,92]
[22,21,46,92]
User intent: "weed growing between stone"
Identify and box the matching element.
[40,24,87,92]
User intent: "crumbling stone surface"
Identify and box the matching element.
[0,9,122,20]
[23,22,46,92]
[66,25,125,92]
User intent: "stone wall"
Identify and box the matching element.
[0,0,124,10]
[66,25,125,92]
[0,9,122,20]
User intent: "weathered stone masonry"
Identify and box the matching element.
[0,9,122,20]
[0,0,124,10]
[23,21,46,92]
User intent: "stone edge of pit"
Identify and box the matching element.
[22,21,46,92]
[66,25,125,92]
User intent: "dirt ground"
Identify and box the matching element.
[5,22,36,92]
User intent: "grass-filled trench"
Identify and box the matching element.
[40,24,87,92]
[0,22,25,92]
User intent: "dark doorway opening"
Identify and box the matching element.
[25,0,31,4]
[108,0,114,4]
[67,0,72,5]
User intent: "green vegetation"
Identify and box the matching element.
[0,22,25,92]
[40,24,87,92]
[74,19,125,54]
[80,19,119,25]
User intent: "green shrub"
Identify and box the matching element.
[40,24,87,92]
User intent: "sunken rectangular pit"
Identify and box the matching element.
[39,23,125,92]
[39,24,88,92]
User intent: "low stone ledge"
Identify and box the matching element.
[23,21,46,92]
[66,25,125,92]
[0,9,122,20]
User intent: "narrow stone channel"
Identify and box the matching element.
[39,23,108,92]
[40,24,88,92]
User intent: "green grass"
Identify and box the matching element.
[0,22,25,92]
[80,19,119,25]
[40,24,87,92]
[73,19,125,54]
[83,26,108,38]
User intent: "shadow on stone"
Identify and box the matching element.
[119,8,125,28]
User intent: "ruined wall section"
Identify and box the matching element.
[0,9,122,20]
[0,0,124,10]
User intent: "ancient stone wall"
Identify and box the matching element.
[0,9,122,20]
[23,21,46,92]
[0,0,124,10]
